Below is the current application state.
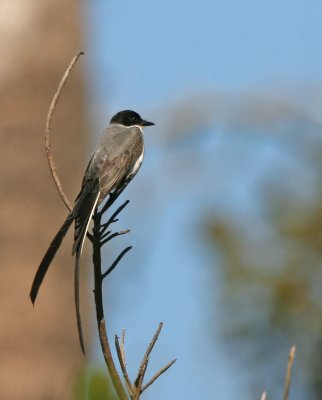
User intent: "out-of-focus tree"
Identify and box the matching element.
[204,92,322,399]
[144,88,322,399]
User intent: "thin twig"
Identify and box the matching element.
[101,229,130,246]
[45,51,84,211]
[115,334,133,396]
[98,320,128,400]
[136,358,149,399]
[134,322,164,387]
[260,391,267,400]
[107,199,130,224]
[283,345,296,400]
[100,199,130,235]
[141,358,177,393]
[101,246,132,279]
[99,186,128,216]
[100,230,111,240]
[121,329,126,367]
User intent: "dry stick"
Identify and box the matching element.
[283,345,296,400]
[133,322,177,397]
[103,200,130,228]
[121,329,127,367]
[121,328,126,360]
[133,359,149,400]
[45,51,84,211]
[134,322,164,387]
[141,358,177,394]
[115,334,133,396]
[101,229,131,246]
[260,391,267,400]
[93,210,129,400]
[102,246,132,279]
[100,199,130,237]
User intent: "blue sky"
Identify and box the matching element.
[85,0,322,112]
[83,1,322,398]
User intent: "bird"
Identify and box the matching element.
[30,109,155,353]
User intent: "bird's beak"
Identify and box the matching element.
[141,119,155,126]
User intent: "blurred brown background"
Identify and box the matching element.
[0,1,88,398]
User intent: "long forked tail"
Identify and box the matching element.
[73,190,100,354]
[30,212,74,304]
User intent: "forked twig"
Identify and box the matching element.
[283,345,296,400]
[102,246,132,279]
[45,51,84,211]
[141,358,177,393]
[134,322,164,387]
[113,323,176,399]
[101,229,130,245]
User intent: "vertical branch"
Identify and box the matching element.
[92,210,128,400]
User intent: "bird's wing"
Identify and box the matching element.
[99,153,132,194]
[30,212,75,304]
[99,137,144,198]
[72,177,100,255]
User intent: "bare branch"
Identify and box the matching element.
[101,229,130,246]
[121,329,126,367]
[100,200,130,235]
[134,358,150,400]
[101,246,132,279]
[92,210,128,400]
[97,320,128,400]
[99,185,129,216]
[100,230,111,241]
[134,322,163,387]
[115,334,133,396]
[45,51,84,211]
[141,358,177,393]
[283,345,296,400]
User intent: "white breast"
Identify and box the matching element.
[131,150,144,177]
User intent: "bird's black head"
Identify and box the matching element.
[111,110,155,127]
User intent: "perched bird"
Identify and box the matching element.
[30,110,154,352]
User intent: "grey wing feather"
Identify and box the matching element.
[72,177,100,255]
[98,153,133,199]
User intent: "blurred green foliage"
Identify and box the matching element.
[205,108,322,399]
[72,368,118,400]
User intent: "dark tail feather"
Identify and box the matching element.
[73,192,100,355]
[30,212,74,304]
[75,248,85,354]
